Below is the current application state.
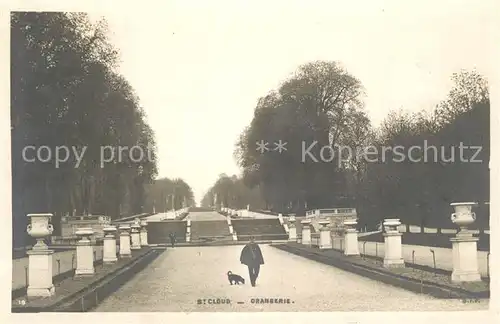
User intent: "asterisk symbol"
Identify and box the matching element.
[274,140,288,153]
[256,140,269,154]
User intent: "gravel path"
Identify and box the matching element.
[94,245,488,312]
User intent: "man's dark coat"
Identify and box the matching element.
[240,243,265,266]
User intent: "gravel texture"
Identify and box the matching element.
[93,245,488,312]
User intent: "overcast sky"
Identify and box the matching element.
[86,0,496,205]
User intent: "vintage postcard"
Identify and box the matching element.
[4,0,499,323]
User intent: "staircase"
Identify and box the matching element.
[190,220,232,243]
[147,220,187,244]
[232,218,288,241]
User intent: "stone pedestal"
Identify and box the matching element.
[103,226,118,263]
[301,220,311,245]
[288,226,297,241]
[288,218,297,242]
[26,213,56,297]
[450,232,481,282]
[448,202,481,282]
[130,223,142,250]
[383,219,404,268]
[27,249,55,297]
[318,220,332,249]
[140,220,149,246]
[119,225,132,257]
[75,228,95,276]
[343,220,359,256]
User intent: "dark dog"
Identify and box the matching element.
[227,271,245,285]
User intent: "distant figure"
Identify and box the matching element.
[169,233,176,247]
[239,236,264,287]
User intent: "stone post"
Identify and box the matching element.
[119,224,132,257]
[75,228,95,276]
[343,219,360,256]
[130,223,142,250]
[227,215,234,234]
[26,213,55,297]
[449,202,481,282]
[288,216,297,242]
[301,219,312,245]
[318,220,332,250]
[383,219,404,268]
[103,226,118,263]
[140,220,149,246]
[186,226,191,243]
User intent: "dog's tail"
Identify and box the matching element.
[227,271,232,276]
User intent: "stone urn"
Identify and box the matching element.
[343,219,358,232]
[27,213,54,249]
[131,223,141,232]
[119,224,131,232]
[383,218,401,233]
[450,202,478,232]
[75,227,94,241]
[103,226,117,237]
[318,220,330,229]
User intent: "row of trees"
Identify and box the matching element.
[200,174,266,209]
[11,13,194,246]
[144,177,195,213]
[203,61,489,229]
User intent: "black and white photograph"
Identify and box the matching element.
[5,0,499,321]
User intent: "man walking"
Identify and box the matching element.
[240,236,264,287]
[169,232,176,248]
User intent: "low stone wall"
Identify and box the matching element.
[356,241,489,277]
[398,224,488,234]
[359,231,490,251]
[12,246,104,291]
